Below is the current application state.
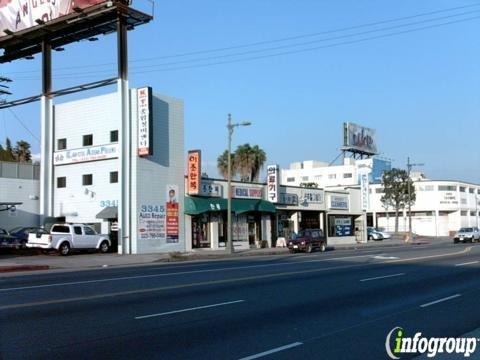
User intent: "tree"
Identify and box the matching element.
[250,145,266,182]
[14,140,32,163]
[235,144,255,182]
[380,168,416,233]
[217,150,236,179]
[3,137,15,161]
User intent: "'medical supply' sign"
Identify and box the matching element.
[54,144,119,165]
[137,87,153,156]
[233,186,263,199]
[267,165,279,203]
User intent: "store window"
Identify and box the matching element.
[439,185,456,191]
[110,130,119,143]
[192,214,210,248]
[57,138,67,150]
[110,171,118,184]
[328,215,353,237]
[82,174,93,186]
[57,177,66,188]
[83,134,93,146]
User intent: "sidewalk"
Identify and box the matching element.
[0,236,436,274]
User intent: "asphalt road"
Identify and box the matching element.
[1,240,479,359]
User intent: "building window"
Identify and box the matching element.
[83,134,93,146]
[57,177,66,188]
[57,138,67,150]
[469,188,475,194]
[286,177,295,183]
[82,174,93,186]
[460,186,466,192]
[438,185,457,191]
[461,211,468,216]
[302,176,309,181]
[375,188,385,193]
[328,174,336,179]
[110,171,118,183]
[110,130,119,143]
[314,175,323,181]
[343,173,353,178]
[471,211,476,216]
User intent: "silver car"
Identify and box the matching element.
[453,227,480,243]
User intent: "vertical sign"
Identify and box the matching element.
[267,164,279,203]
[137,87,153,156]
[358,166,371,211]
[166,185,179,243]
[187,150,201,195]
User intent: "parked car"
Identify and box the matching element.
[453,227,480,243]
[8,227,47,249]
[367,227,383,241]
[26,223,110,255]
[287,229,327,253]
[374,227,392,240]
[0,228,19,249]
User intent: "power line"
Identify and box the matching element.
[13,12,480,80]
[6,3,480,76]
[7,108,40,143]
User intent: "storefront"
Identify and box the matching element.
[185,179,276,251]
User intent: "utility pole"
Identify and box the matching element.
[406,157,424,241]
[226,114,251,254]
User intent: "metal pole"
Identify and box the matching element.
[407,157,412,241]
[227,114,233,254]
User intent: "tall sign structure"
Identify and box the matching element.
[341,122,378,159]
[0,0,153,254]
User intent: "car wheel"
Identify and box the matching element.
[453,239,459,244]
[305,243,312,253]
[319,242,326,252]
[368,235,373,241]
[99,241,109,254]
[59,242,70,256]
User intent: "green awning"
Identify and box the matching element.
[185,196,276,215]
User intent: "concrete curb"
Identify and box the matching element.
[0,265,50,273]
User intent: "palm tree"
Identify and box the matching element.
[250,145,266,182]
[217,150,236,179]
[235,144,255,182]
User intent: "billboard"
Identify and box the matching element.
[0,0,114,37]
[343,122,378,155]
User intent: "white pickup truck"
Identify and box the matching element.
[26,223,110,255]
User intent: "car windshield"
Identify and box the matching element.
[459,228,473,232]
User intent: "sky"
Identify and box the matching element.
[1,0,480,183]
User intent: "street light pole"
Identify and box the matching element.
[226,114,251,254]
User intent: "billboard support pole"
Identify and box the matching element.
[117,14,131,254]
[40,41,53,224]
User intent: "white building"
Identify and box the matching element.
[369,180,480,237]
[51,89,185,253]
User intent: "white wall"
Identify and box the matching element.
[0,178,40,230]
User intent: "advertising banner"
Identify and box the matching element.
[0,0,109,37]
[232,186,263,199]
[166,185,179,243]
[187,150,201,195]
[137,86,153,156]
[329,195,349,210]
[53,143,119,165]
[267,164,279,203]
[138,204,166,241]
[343,122,378,154]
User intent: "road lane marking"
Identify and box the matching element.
[238,342,303,360]
[455,261,479,267]
[420,294,461,308]
[0,254,375,292]
[0,247,473,310]
[135,300,244,319]
[360,273,405,282]
[372,255,399,260]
